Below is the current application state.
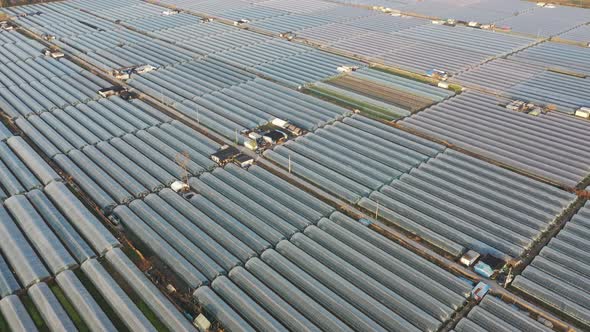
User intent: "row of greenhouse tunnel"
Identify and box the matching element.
[0,0,590,331]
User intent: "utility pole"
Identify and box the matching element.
[375,201,380,219]
[175,151,190,190]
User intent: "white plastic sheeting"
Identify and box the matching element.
[129,56,351,139]
[353,13,427,31]
[453,58,590,114]
[4,194,78,274]
[558,24,590,44]
[186,78,350,137]
[0,122,11,142]
[494,5,590,37]
[359,149,575,258]
[265,114,443,203]
[126,198,229,279]
[221,48,367,87]
[297,14,427,45]
[105,248,197,332]
[512,201,590,327]
[0,255,19,298]
[193,286,255,332]
[150,0,536,76]
[400,24,537,57]
[6,136,60,186]
[51,121,218,209]
[2,2,117,37]
[454,296,553,331]
[452,58,545,93]
[81,258,157,332]
[143,0,541,78]
[6,1,195,71]
[67,0,168,21]
[27,188,95,263]
[113,162,335,286]
[510,41,590,76]
[0,186,104,288]
[44,181,120,255]
[0,137,60,200]
[0,30,45,64]
[15,96,176,158]
[192,212,472,331]
[335,33,490,75]
[55,270,117,332]
[127,58,256,104]
[112,204,210,288]
[0,52,106,119]
[28,282,77,332]
[8,90,219,212]
[506,70,590,114]
[249,13,332,32]
[148,22,270,54]
[398,0,536,24]
[222,269,320,331]
[0,295,38,332]
[400,92,590,187]
[0,206,51,288]
[123,13,203,32]
[217,6,291,22]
